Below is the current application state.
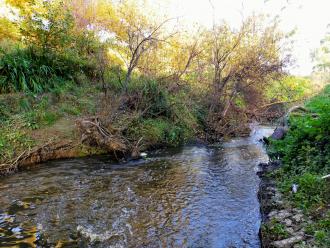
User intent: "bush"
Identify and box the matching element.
[269,85,330,176]
[127,118,193,147]
[122,79,200,146]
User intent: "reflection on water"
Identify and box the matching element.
[0,126,273,248]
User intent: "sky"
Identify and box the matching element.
[154,0,330,76]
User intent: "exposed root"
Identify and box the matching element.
[0,141,77,176]
[0,117,138,176]
[76,117,127,154]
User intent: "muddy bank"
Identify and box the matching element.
[0,140,110,176]
[258,162,315,248]
[0,117,126,176]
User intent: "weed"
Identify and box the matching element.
[261,219,289,241]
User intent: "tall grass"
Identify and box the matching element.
[0,47,93,93]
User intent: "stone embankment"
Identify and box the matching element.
[258,162,315,248]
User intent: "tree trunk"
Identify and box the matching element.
[124,67,133,92]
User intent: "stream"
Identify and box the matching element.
[0,125,274,248]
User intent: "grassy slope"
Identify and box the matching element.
[268,85,330,246]
[0,77,204,169]
[0,80,102,165]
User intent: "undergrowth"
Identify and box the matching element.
[0,79,98,163]
[268,84,330,246]
[117,79,204,147]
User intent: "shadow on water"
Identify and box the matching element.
[0,126,274,248]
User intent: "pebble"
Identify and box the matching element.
[272,235,304,248]
[292,214,304,223]
[274,210,292,221]
[286,227,295,235]
[268,210,278,217]
[11,227,22,233]
[282,218,293,227]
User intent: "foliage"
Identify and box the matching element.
[0,81,92,123]
[0,47,85,93]
[277,173,329,210]
[0,79,98,164]
[268,85,330,246]
[121,79,199,147]
[0,0,100,93]
[1,0,290,126]
[312,28,330,73]
[266,76,313,102]
[19,1,73,52]
[0,17,19,41]
[0,125,34,162]
[128,117,194,147]
[306,211,330,247]
[261,218,289,241]
[269,85,330,176]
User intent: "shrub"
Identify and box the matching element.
[127,118,193,147]
[269,85,330,176]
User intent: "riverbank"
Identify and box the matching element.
[258,85,330,247]
[258,161,316,248]
[0,80,212,176]
[1,75,263,176]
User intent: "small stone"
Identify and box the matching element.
[272,235,304,248]
[271,127,287,140]
[294,209,303,214]
[287,227,295,235]
[140,152,147,158]
[266,191,275,197]
[292,214,304,223]
[268,210,278,217]
[259,162,269,168]
[293,225,302,232]
[266,186,276,192]
[274,200,284,206]
[293,242,306,248]
[273,192,282,202]
[275,210,291,221]
[295,229,305,236]
[11,227,22,233]
[282,218,293,227]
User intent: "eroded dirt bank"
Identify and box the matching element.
[0,117,128,176]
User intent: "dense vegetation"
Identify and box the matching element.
[0,0,325,165]
[268,85,330,246]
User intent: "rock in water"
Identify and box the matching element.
[271,127,287,140]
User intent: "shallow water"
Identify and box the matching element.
[0,126,274,248]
